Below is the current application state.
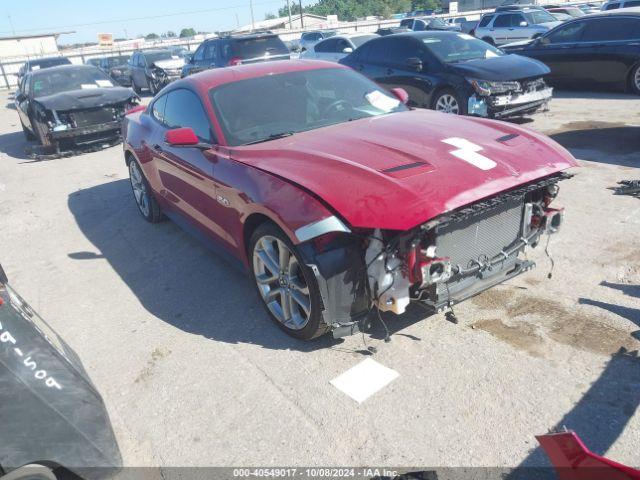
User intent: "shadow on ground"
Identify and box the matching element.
[0,130,31,160]
[67,179,433,351]
[509,348,640,479]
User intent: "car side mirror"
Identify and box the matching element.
[405,57,423,71]
[342,47,353,53]
[519,21,528,27]
[390,87,409,105]
[15,92,26,102]
[164,127,212,149]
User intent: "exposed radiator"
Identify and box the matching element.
[435,198,523,270]
[72,109,114,127]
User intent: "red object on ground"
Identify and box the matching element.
[537,431,640,480]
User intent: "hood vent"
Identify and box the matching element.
[381,161,434,179]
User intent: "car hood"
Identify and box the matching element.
[538,20,562,29]
[448,54,549,81]
[34,87,136,111]
[228,109,577,231]
[152,58,185,70]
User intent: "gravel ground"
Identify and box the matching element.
[0,89,639,475]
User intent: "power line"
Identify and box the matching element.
[0,0,283,35]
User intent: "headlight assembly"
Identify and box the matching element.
[467,78,522,96]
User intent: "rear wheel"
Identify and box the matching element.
[249,223,329,340]
[432,88,466,115]
[128,159,163,223]
[630,64,640,95]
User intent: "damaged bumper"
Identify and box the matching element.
[468,79,553,118]
[48,120,121,144]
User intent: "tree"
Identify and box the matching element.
[165,31,176,38]
[264,12,278,19]
[278,2,302,17]
[145,33,159,40]
[179,28,197,37]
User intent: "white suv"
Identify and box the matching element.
[601,0,640,9]
[474,8,561,45]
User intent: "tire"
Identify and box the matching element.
[21,120,36,141]
[249,222,329,340]
[482,36,495,46]
[630,63,640,95]
[31,115,54,150]
[132,79,141,95]
[432,88,467,115]
[128,158,163,223]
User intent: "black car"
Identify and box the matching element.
[98,55,131,86]
[376,26,412,36]
[17,56,71,81]
[0,263,121,478]
[15,65,138,155]
[502,9,640,94]
[128,49,185,95]
[339,31,552,118]
[181,32,290,77]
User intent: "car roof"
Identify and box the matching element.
[389,30,465,39]
[139,49,172,55]
[586,6,640,14]
[218,32,279,40]
[180,59,346,92]
[323,32,378,40]
[29,56,69,65]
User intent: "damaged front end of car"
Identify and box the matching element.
[467,77,552,119]
[297,172,570,338]
[30,93,139,159]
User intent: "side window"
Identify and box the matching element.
[139,55,147,67]
[315,38,338,52]
[478,14,494,27]
[512,14,526,27]
[193,45,205,61]
[545,21,586,43]
[388,38,420,67]
[163,89,213,142]
[582,17,638,41]
[336,39,351,52]
[151,94,168,123]
[367,39,391,64]
[400,18,413,28]
[354,41,374,62]
[414,20,427,31]
[203,42,217,61]
[626,0,640,6]
[604,2,620,9]
[493,14,512,28]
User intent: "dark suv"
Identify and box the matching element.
[17,57,71,81]
[181,33,290,77]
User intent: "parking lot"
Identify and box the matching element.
[0,88,639,473]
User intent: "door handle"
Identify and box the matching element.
[153,144,163,153]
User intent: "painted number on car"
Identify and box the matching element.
[442,137,496,171]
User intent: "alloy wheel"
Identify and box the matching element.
[252,235,311,330]
[129,161,150,217]
[435,94,460,114]
[634,66,640,92]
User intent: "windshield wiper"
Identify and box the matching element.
[244,131,295,145]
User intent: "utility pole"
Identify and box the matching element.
[7,14,15,36]
[286,0,293,29]
[250,0,255,32]
[299,0,304,28]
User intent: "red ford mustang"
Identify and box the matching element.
[122,60,577,340]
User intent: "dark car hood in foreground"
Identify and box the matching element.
[34,86,136,111]
[448,53,550,81]
[229,109,577,231]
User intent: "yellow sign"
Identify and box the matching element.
[97,33,113,47]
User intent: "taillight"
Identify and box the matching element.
[228,56,243,66]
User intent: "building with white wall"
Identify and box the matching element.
[0,32,72,59]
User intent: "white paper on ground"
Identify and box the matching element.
[330,358,399,403]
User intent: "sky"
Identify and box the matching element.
[0,0,311,44]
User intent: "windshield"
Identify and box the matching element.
[229,36,289,58]
[351,35,378,47]
[107,56,129,67]
[31,57,70,70]
[209,68,408,146]
[423,34,503,63]
[144,51,175,63]
[31,66,114,98]
[525,9,557,24]
[429,17,448,28]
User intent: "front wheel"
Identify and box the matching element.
[249,223,329,340]
[432,89,466,115]
[630,64,640,95]
[128,159,163,222]
[21,120,36,141]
